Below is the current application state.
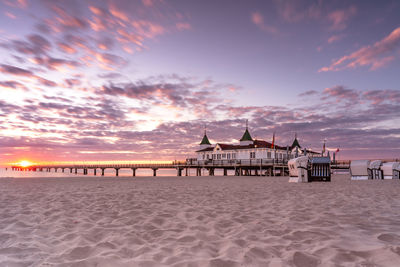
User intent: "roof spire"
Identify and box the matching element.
[200,125,211,145]
[240,120,253,143]
[291,133,301,149]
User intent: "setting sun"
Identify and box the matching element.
[18,160,32,167]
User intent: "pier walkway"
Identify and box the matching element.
[10,159,350,177]
[11,159,290,177]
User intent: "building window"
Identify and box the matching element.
[267,152,271,159]
[222,154,226,159]
[203,154,205,159]
[250,152,255,159]
[212,154,216,159]
[227,153,231,159]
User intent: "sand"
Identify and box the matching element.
[1,174,400,266]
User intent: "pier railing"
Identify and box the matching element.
[189,159,288,167]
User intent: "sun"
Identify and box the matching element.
[18,160,32,167]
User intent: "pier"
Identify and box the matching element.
[10,159,298,177]
[10,159,350,177]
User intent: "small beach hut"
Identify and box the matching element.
[393,164,400,179]
[288,156,309,182]
[369,160,383,179]
[381,162,400,179]
[350,160,370,180]
[309,157,331,182]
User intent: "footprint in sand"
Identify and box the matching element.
[293,251,320,267]
[378,233,399,243]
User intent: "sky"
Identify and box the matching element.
[0,0,399,164]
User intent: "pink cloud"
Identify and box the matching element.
[89,6,102,16]
[51,6,88,30]
[58,42,77,54]
[5,12,16,19]
[322,86,359,103]
[363,90,400,105]
[0,64,57,87]
[327,6,357,31]
[320,27,400,72]
[142,0,154,7]
[251,12,278,34]
[327,34,343,44]
[0,80,27,90]
[276,0,322,23]
[109,4,130,22]
[4,0,28,9]
[132,20,165,38]
[95,52,127,70]
[116,28,144,46]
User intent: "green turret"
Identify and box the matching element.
[240,128,253,142]
[199,126,212,149]
[291,133,301,149]
[240,120,253,146]
[200,133,211,145]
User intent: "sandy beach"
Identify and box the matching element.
[1,174,400,266]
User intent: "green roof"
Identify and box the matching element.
[291,137,301,149]
[240,128,253,141]
[200,134,211,145]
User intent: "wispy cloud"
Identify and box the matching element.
[327,34,344,44]
[251,12,278,34]
[275,0,322,23]
[327,6,357,31]
[320,27,400,72]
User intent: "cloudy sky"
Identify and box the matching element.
[0,0,399,164]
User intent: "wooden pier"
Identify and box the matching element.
[10,159,291,177]
[10,159,350,177]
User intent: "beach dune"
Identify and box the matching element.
[1,174,400,266]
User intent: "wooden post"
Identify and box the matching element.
[223,168,227,176]
[94,168,97,176]
[101,168,105,176]
[132,168,136,176]
[115,168,119,176]
[153,168,157,176]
